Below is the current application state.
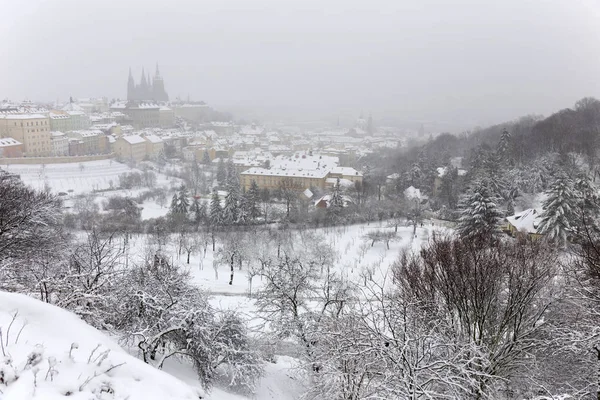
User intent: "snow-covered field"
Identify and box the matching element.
[0,160,174,195]
[122,220,452,334]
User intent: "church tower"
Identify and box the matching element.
[127,67,135,101]
[152,63,169,102]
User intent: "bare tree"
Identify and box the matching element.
[394,234,558,398]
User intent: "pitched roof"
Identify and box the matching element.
[506,208,543,234]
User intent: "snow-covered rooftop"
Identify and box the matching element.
[0,137,21,147]
[121,135,146,144]
[506,208,543,234]
[0,113,47,120]
[144,134,163,143]
[61,102,85,112]
[330,166,362,177]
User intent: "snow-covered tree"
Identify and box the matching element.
[245,180,261,221]
[497,127,512,162]
[457,179,503,239]
[201,149,211,165]
[538,174,577,245]
[170,185,190,215]
[209,190,222,227]
[216,158,226,186]
[192,197,207,227]
[113,253,262,391]
[222,189,239,225]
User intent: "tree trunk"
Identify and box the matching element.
[229,254,235,285]
[187,252,190,264]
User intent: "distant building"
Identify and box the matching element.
[110,102,160,129]
[159,106,175,128]
[67,130,109,155]
[50,132,69,156]
[239,151,362,192]
[143,135,164,159]
[0,138,23,158]
[114,135,147,162]
[127,64,169,102]
[0,114,52,156]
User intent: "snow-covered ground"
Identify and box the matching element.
[0,160,175,195]
[0,291,306,400]
[0,291,202,400]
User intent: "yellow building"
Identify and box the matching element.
[114,135,147,162]
[0,114,52,156]
[143,135,164,159]
[240,167,328,192]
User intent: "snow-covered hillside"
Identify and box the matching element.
[0,291,306,400]
[0,291,202,400]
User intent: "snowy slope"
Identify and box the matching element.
[0,291,202,400]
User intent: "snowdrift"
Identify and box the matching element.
[0,291,202,400]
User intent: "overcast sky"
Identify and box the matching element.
[1,0,599,129]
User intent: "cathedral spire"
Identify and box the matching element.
[155,63,161,78]
[140,68,147,86]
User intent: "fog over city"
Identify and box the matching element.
[2,0,599,129]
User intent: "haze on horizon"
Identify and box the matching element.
[1,0,599,130]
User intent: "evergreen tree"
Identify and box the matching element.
[202,149,211,165]
[329,178,345,209]
[238,194,250,225]
[175,186,190,214]
[170,193,178,213]
[216,158,226,187]
[225,158,239,190]
[209,190,222,226]
[246,180,261,220]
[457,179,503,239]
[222,189,239,225]
[327,179,345,222]
[409,163,422,188]
[497,128,512,161]
[192,197,207,226]
[537,174,577,245]
[506,198,515,216]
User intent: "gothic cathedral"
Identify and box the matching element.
[127,64,169,102]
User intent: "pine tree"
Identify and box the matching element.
[409,163,422,188]
[506,199,515,216]
[457,179,503,239]
[572,174,600,241]
[238,194,250,225]
[329,179,344,209]
[192,197,207,226]
[175,186,190,214]
[209,190,222,226]
[202,149,211,165]
[497,128,512,161]
[538,174,577,244]
[222,189,239,225]
[216,158,226,187]
[170,193,178,213]
[246,180,261,220]
[225,158,239,190]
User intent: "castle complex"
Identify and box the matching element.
[127,64,169,102]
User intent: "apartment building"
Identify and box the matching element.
[114,135,147,161]
[0,114,52,156]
